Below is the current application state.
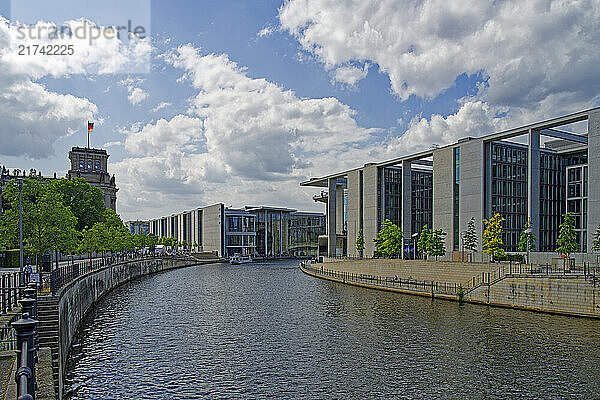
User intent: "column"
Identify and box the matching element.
[401,160,412,259]
[327,178,337,257]
[528,129,541,244]
[336,184,344,235]
[588,111,600,252]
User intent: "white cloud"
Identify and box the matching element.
[103,141,122,147]
[119,77,149,105]
[152,101,171,112]
[127,87,148,105]
[257,26,274,37]
[332,64,369,86]
[115,45,380,219]
[0,17,152,158]
[279,0,600,114]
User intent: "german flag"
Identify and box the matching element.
[88,121,94,134]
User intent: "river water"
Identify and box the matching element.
[65,260,600,399]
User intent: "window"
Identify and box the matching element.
[95,161,100,170]
[87,160,93,169]
[79,160,85,169]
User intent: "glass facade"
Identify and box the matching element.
[412,170,433,235]
[383,167,402,228]
[567,164,588,252]
[252,209,324,257]
[491,143,528,252]
[539,152,565,252]
[453,147,460,250]
[378,166,433,237]
[224,212,256,257]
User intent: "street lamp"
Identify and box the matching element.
[524,228,532,265]
[411,232,419,260]
[16,178,23,274]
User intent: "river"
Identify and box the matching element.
[65,260,600,399]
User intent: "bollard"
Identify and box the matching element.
[12,312,38,399]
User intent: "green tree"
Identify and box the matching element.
[374,219,403,258]
[148,234,159,252]
[592,224,600,253]
[463,217,478,261]
[0,178,78,267]
[556,212,578,264]
[517,218,536,263]
[428,229,447,260]
[134,231,148,249]
[356,228,365,257]
[483,213,505,262]
[417,225,431,259]
[192,241,198,252]
[50,178,105,231]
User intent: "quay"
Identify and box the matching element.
[300,258,600,319]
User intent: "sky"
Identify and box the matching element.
[0,0,599,221]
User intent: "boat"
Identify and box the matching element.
[229,254,252,264]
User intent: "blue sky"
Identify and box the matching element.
[0,0,599,220]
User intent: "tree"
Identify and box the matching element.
[50,178,105,231]
[374,219,403,258]
[193,241,198,252]
[148,235,159,252]
[463,217,478,262]
[0,178,77,267]
[592,224,600,253]
[517,218,536,263]
[417,226,431,259]
[134,231,148,249]
[556,212,578,265]
[483,213,505,262]
[428,229,447,260]
[356,228,365,257]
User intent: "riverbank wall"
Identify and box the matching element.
[302,259,600,319]
[53,257,212,399]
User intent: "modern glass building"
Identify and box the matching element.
[302,107,600,262]
[148,204,324,258]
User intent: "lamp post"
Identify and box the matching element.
[411,232,419,260]
[17,178,23,274]
[524,227,532,265]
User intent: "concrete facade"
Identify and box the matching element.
[302,107,599,262]
[433,146,454,253]
[588,111,600,251]
[346,170,361,257]
[528,129,541,242]
[362,165,379,257]
[458,139,485,254]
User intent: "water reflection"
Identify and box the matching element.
[65,261,600,399]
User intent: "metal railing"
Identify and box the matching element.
[300,261,462,297]
[301,259,600,298]
[11,283,38,400]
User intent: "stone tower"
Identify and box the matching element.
[66,147,118,211]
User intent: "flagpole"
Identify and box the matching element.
[87,121,90,149]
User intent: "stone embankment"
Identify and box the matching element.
[301,259,600,319]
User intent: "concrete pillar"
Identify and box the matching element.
[362,165,379,257]
[433,147,454,256]
[346,170,361,257]
[401,161,412,258]
[528,129,541,243]
[588,111,600,253]
[327,178,337,257]
[336,184,344,235]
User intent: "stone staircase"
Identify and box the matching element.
[37,297,60,396]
